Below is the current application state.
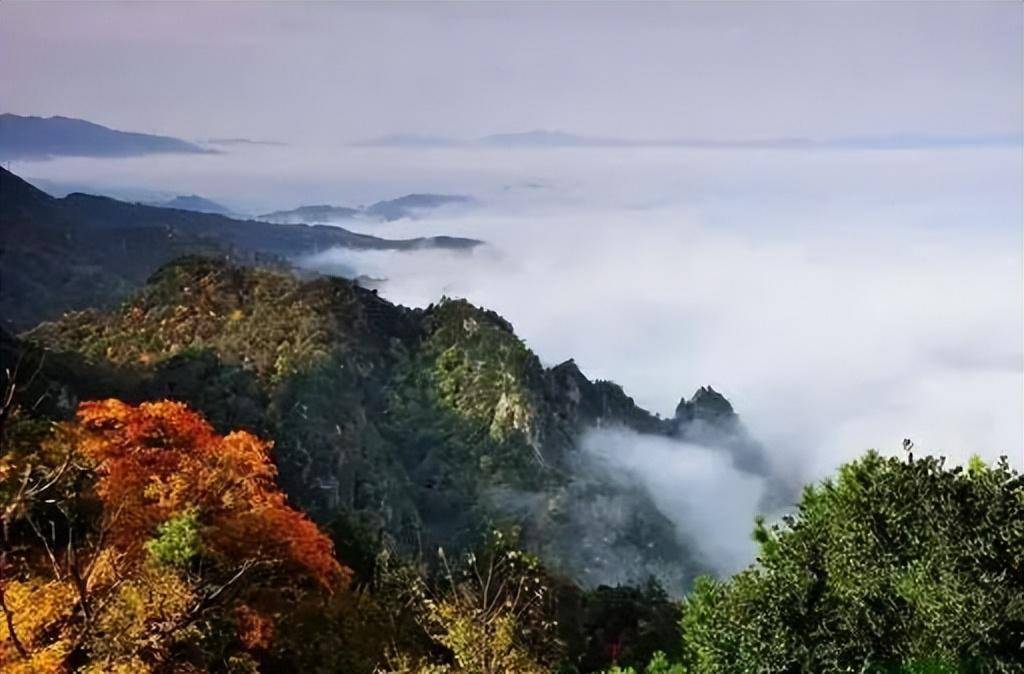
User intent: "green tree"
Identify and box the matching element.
[145,509,201,567]
[678,450,1024,673]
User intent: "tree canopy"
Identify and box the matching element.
[1,398,346,672]
[677,450,1024,673]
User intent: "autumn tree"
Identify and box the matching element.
[384,530,564,674]
[1,398,346,672]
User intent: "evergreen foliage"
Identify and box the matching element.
[677,451,1024,673]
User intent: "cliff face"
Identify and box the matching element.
[18,256,769,591]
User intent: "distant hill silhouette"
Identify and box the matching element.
[260,194,474,224]
[150,194,237,217]
[258,204,361,224]
[0,113,213,159]
[365,193,474,221]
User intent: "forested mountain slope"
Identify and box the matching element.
[3,257,1021,673]
[16,256,771,593]
[0,168,480,331]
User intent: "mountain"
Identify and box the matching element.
[0,113,213,159]
[151,194,237,216]
[18,256,773,594]
[6,259,1019,671]
[0,168,481,330]
[260,194,475,224]
[365,193,474,221]
[20,177,175,203]
[258,204,362,224]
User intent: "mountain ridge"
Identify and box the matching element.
[17,255,772,594]
[149,194,238,216]
[0,168,481,330]
[0,113,214,159]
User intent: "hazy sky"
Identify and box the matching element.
[2,1,1021,144]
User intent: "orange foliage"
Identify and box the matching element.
[75,399,346,589]
[234,603,275,650]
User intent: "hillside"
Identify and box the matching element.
[17,256,771,594]
[0,113,213,159]
[5,257,1020,674]
[0,168,481,330]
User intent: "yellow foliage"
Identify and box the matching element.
[88,564,196,665]
[422,599,548,674]
[1,638,72,674]
[0,579,77,651]
[81,657,153,674]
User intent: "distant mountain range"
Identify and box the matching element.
[0,167,481,330]
[5,113,1018,160]
[260,193,475,224]
[358,128,1024,150]
[149,194,238,217]
[0,113,214,159]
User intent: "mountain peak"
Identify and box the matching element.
[674,385,736,423]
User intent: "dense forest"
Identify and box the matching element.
[3,375,1021,672]
[1,169,1022,672]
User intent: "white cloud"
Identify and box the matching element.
[581,427,768,576]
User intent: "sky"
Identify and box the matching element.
[1,1,1021,144]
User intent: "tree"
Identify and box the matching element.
[1,398,346,672]
[384,530,564,674]
[74,399,343,587]
[569,579,682,673]
[678,450,1024,673]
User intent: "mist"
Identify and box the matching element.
[581,427,768,577]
